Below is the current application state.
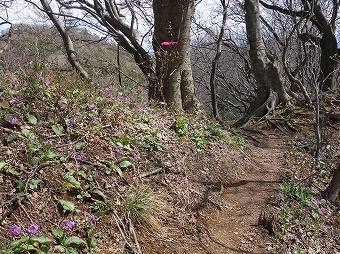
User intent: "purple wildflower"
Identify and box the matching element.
[68,119,75,125]
[116,146,123,152]
[275,193,284,201]
[89,215,100,226]
[42,140,52,147]
[64,217,76,229]
[10,224,22,236]
[43,80,50,86]
[26,222,39,235]
[77,154,85,161]
[88,104,96,110]
[9,117,17,125]
[304,206,310,211]
[55,91,60,97]
[112,153,117,161]
[132,156,138,162]
[4,69,10,75]
[319,207,327,214]
[15,96,21,101]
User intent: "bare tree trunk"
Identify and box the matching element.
[153,0,198,110]
[313,4,339,91]
[210,0,227,120]
[40,0,89,79]
[234,0,290,127]
[323,164,340,202]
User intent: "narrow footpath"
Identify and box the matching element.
[197,130,285,253]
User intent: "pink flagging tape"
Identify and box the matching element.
[161,41,179,46]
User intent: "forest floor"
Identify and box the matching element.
[1,69,340,253]
[139,116,340,254]
[138,124,286,254]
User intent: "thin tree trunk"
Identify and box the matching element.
[40,0,89,79]
[210,0,227,120]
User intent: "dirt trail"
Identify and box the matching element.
[196,130,285,253]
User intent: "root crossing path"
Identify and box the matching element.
[197,130,285,253]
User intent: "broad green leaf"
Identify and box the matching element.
[16,180,25,192]
[52,228,65,243]
[75,141,86,150]
[112,165,122,177]
[31,156,40,166]
[119,160,132,168]
[8,237,29,250]
[58,200,75,213]
[21,129,31,138]
[52,124,64,135]
[64,236,87,246]
[40,247,51,254]
[29,178,42,190]
[13,246,29,253]
[4,134,15,143]
[27,114,37,125]
[6,167,21,176]
[42,151,58,160]
[63,172,82,189]
[93,189,107,199]
[26,244,39,251]
[0,160,6,171]
[60,97,68,104]
[89,237,96,249]
[66,248,79,254]
[28,236,53,245]
[54,245,66,252]
[77,170,87,179]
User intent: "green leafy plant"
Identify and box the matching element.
[52,227,89,253]
[189,130,207,150]
[172,117,188,136]
[58,199,75,214]
[7,235,53,254]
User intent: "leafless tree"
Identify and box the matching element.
[260,0,340,92]
[234,0,291,127]
[30,0,198,110]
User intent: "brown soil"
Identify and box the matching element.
[139,127,285,254]
[197,130,284,254]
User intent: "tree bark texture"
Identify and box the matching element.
[323,164,340,201]
[311,3,339,91]
[234,0,290,127]
[153,0,198,110]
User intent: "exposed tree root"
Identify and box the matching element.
[233,89,278,127]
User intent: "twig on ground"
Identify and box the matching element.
[137,166,171,178]
[128,215,143,254]
[18,201,33,224]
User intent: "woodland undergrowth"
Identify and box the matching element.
[0,64,225,253]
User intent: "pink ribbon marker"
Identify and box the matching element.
[161,41,179,46]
